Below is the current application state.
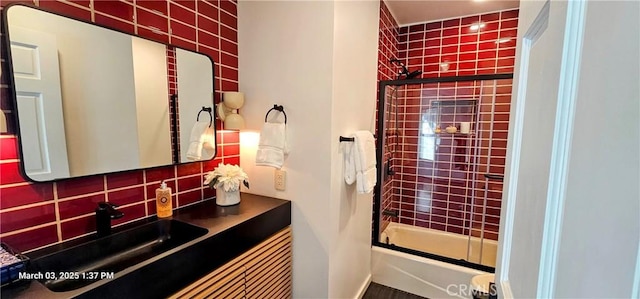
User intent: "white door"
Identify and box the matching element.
[496,0,582,298]
[10,26,70,181]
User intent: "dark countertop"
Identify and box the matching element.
[1,193,291,299]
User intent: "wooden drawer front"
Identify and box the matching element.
[171,265,245,299]
[245,229,291,299]
[171,227,291,299]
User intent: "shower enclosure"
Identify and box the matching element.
[374,73,513,271]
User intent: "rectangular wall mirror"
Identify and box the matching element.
[3,4,216,182]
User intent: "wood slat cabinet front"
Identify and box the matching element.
[171,227,292,299]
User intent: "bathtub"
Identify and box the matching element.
[371,223,496,299]
[381,222,497,267]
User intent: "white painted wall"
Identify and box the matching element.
[553,2,639,297]
[132,37,172,168]
[239,2,335,297]
[327,1,379,298]
[238,1,379,297]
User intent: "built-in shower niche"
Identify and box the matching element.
[429,99,477,135]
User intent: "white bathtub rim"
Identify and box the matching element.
[372,246,487,275]
[383,222,498,245]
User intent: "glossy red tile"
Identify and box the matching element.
[94,0,134,21]
[146,166,175,183]
[177,175,202,192]
[111,203,146,226]
[39,1,91,21]
[1,224,58,252]
[218,52,236,69]
[56,175,104,199]
[171,35,196,50]
[106,170,144,189]
[220,24,237,43]
[0,203,56,233]
[501,9,519,19]
[0,137,17,160]
[95,13,135,34]
[219,0,236,17]
[170,2,195,25]
[0,183,54,210]
[177,162,201,176]
[198,30,219,48]
[178,189,201,206]
[0,162,26,185]
[222,131,239,144]
[223,156,239,166]
[137,8,169,32]
[173,0,196,10]
[60,215,93,240]
[197,1,218,21]
[138,27,169,43]
[219,10,236,29]
[170,20,196,41]
[137,1,168,15]
[58,194,105,220]
[108,187,145,206]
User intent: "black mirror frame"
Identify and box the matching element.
[1,3,218,183]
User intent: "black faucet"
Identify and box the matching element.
[95,202,124,238]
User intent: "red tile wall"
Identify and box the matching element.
[0,0,240,252]
[398,9,518,77]
[378,9,518,241]
[376,0,399,233]
[393,79,512,241]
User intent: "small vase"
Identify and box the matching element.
[216,188,241,206]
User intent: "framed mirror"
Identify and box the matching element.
[3,4,216,182]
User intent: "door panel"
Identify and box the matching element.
[11,26,69,181]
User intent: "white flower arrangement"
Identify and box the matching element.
[204,163,249,192]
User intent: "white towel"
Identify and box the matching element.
[343,142,356,185]
[352,131,376,194]
[186,121,213,161]
[256,122,288,168]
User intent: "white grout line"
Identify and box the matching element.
[52,182,62,242]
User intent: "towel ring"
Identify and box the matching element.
[264,104,287,124]
[197,106,213,127]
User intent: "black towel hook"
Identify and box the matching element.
[264,104,287,124]
[197,106,213,127]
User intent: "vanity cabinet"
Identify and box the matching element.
[170,227,292,299]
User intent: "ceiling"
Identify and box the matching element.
[384,0,520,26]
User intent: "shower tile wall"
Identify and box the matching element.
[391,9,518,240]
[377,0,399,233]
[0,0,240,252]
[394,79,512,240]
[398,9,518,78]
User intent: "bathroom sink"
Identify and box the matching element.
[30,219,208,292]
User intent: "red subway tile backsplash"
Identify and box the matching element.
[58,194,106,220]
[0,0,238,252]
[1,224,58,253]
[0,204,56,234]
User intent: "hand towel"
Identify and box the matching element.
[256,122,288,168]
[343,142,356,185]
[353,131,376,194]
[186,121,211,161]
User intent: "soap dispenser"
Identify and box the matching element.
[156,181,173,218]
